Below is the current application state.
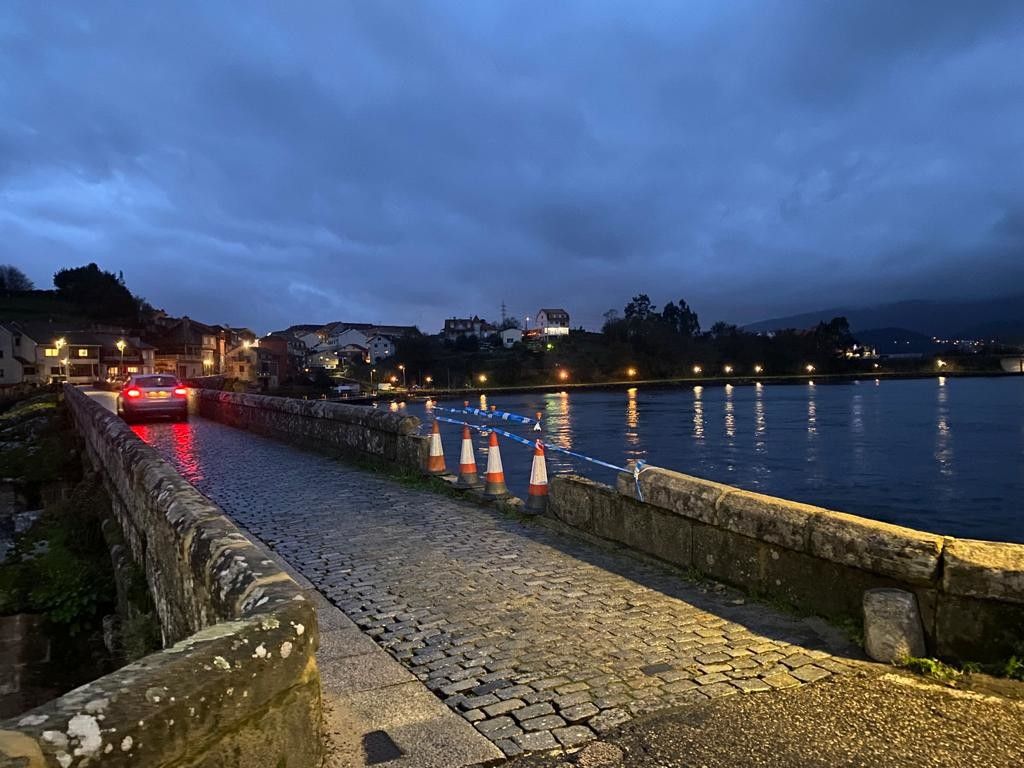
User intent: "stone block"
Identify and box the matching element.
[941,538,1024,604]
[863,588,927,663]
[809,511,943,586]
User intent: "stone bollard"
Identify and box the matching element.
[862,588,927,663]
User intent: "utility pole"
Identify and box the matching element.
[501,301,507,327]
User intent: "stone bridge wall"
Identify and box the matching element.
[195,389,428,470]
[550,468,1024,662]
[0,385,322,768]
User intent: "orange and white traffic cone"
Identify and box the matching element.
[483,431,509,498]
[426,420,446,475]
[525,440,549,513]
[533,411,543,432]
[457,425,481,488]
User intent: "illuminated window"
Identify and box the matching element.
[127,366,139,373]
[77,348,89,357]
[44,348,58,357]
[108,366,118,375]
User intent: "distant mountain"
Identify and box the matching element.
[745,294,1024,342]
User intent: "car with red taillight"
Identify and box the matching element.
[116,374,189,422]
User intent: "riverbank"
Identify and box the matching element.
[370,368,1021,401]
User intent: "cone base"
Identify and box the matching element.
[524,493,548,513]
[484,481,509,499]
[457,472,482,488]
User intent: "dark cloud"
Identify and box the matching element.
[2,0,1023,333]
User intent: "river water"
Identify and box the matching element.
[412,376,1024,544]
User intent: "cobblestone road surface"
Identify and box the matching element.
[132,417,859,757]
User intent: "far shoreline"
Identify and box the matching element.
[367,368,1021,401]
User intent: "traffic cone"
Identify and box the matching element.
[525,441,549,513]
[483,431,509,498]
[533,411,543,433]
[457,425,481,488]
[426,420,446,475]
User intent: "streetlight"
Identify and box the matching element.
[805,364,815,373]
[936,359,946,369]
[753,364,763,374]
[116,339,127,377]
[558,369,569,381]
[627,367,637,378]
[370,368,376,390]
[723,365,733,374]
[693,365,702,375]
[398,364,406,388]
[54,338,67,380]
[478,374,488,384]
[424,375,433,387]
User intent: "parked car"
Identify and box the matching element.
[116,374,189,423]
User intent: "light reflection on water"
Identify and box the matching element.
[423,377,1024,542]
[692,385,705,440]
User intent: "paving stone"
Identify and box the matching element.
[762,672,802,689]
[791,664,831,683]
[732,678,773,694]
[483,697,525,717]
[553,725,596,748]
[514,702,556,721]
[589,708,632,734]
[561,702,600,722]
[495,739,523,757]
[521,714,568,732]
[514,730,561,751]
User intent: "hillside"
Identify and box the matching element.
[745,294,1024,341]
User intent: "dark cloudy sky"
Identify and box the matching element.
[3,1,1023,333]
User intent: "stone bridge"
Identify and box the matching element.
[3,387,1022,767]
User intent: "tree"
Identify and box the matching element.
[624,294,656,322]
[0,265,34,291]
[53,263,137,320]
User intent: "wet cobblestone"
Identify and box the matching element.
[137,418,857,754]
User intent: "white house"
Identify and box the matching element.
[500,328,522,348]
[0,323,42,385]
[366,334,395,364]
[536,309,570,337]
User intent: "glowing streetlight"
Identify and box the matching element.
[546,343,554,351]
[54,338,67,380]
[936,359,946,369]
[390,375,398,384]
[116,339,127,377]
[693,365,702,375]
[370,368,376,390]
[558,369,569,381]
[873,363,880,369]
[424,375,433,386]
[723,365,733,374]
[398,364,406,387]
[627,367,637,378]
[478,374,488,384]
[805,364,815,373]
[754,364,763,374]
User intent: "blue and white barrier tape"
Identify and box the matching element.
[430,404,538,427]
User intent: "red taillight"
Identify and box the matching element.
[125,388,141,398]
[173,387,188,397]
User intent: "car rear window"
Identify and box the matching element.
[135,375,178,388]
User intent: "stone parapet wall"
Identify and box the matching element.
[0,386,322,767]
[550,467,1024,662]
[195,389,428,469]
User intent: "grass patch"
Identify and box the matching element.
[899,656,964,684]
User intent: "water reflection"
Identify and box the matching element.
[935,378,953,478]
[724,384,736,440]
[754,383,766,450]
[544,391,573,450]
[692,385,704,440]
[171,422,202,483]
[625,388,643,458]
